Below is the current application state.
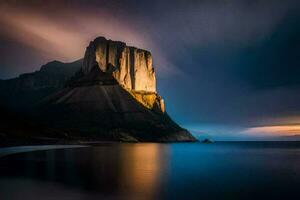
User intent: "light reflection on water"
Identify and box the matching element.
[0,143,168,200]
[117,144,168,199]
[1,142,300,200]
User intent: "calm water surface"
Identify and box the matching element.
[1,142,300,200]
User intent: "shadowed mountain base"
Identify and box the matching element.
[35,67,195,142]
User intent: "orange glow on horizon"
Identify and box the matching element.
[244,125,300,136]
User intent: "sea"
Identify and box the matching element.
[1,142,300,200]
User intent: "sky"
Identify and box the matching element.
[0,0,300,140]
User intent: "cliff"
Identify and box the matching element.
[83,37,156,92]
[0,37,196,143]
[82,37,163,112]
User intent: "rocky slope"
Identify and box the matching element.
[36,67,194,142]
[0,37,196,143]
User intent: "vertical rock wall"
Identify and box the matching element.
[82,37,164,112]
[82,37,156,93]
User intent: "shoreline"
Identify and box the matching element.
[0,145,88,158]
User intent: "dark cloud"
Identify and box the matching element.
[236,13,300,89]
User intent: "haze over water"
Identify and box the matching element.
[1,142,300,200]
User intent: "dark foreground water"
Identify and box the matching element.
[1,142,300,200]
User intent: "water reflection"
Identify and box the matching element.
[0,143,169,199]
[2,142,300,200]
[118,144,168,199]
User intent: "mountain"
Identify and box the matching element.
[0,37,196,143]
[0,60,82,111]
[81,37,163,112]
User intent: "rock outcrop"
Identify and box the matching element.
[82,37,162,111]
[83,37,156,92]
